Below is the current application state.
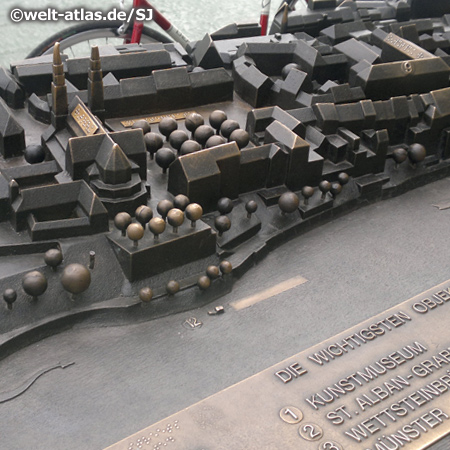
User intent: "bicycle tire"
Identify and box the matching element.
[27,20,172,58]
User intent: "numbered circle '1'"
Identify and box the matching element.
[279,406,303,424]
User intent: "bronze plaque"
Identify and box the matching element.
[383,33,433,60]
[71,104,99,136]
[121,111,196,128]
[105,281,450,449]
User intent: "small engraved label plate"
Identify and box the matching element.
[71,104,99,136]
[105,280,450,449]
[121,111,196,128]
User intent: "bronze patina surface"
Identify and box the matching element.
[106,281,450,450]
[121,111,196,128]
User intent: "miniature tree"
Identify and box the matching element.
[206,265,220,279]
[330,182,342,199]
[209,110,227,134]
[301,186,314,206]
[44,248,63,271]
[157,199,174,220]
[245,200,258,218]
[217,197,234,215]
[144,132,163,160]
[408,143,426,167]
[206,135,226,148]
[24,144,46,164]
[139,287,153,303]
[132,119,150,134]
[155,148,176,174]
[219,260,233,276]
[158,117,177,140]
[166,280,180,295]
[278,192,299,214]
[167,208,185,233]
[215,215,231,237]
[173,194,190,211]
[180,140,202,155]
[149,217,166,241]
[338,172,349,186]
[393,148,408,169]
[197,275,211,290]
[281,63,302,79]
[319,180,331,200]
[194,125,215,147]
[169,130,189,152]
[220,119,240,139]
[61,264,91,298]
[185,112,204,137]
[3,289,17,310]
[135,205,153,227]
[229,129,250,149]
[22,271,48,301]
[127,223,145,247]
[114,212,132,236]
[185,203,203,227]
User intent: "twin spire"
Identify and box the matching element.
[51,42,105,129]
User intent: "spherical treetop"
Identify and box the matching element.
[319,180,331,199]
[3,288,17,310]
[114,212,132,236]
[127,223,145,246]
[245,200,258,218]
[167,208,185,233]
[206,135,226,148]
[337,172,349,185]
[185,203,203,227]
[180,140,202,155]
[408,143,426,165]
[393,147,408,165]
[24,144,46,164]
[144,132,163,158]
[220,120,240,139]
[61,264,91,295]
[155,148,176,174]
[169,130,189,152]
[217,197,233,215]
[173,194,190,211]
[149,217,166,240]
[158,117,178,139]
[219,260,232,275]
[206,265,220,279]
[166,280,180,295]
[209,110,227,131]
[229,129,250,149]
[194,125,215,146]
[330,182,342,198]
[185,112,204,133]
[301,186,314,205]
[281,63,302,80]
[278,192,299,214]
[214,215,231,237]
[22,271,48,300]
[135,205,153,226]
[139,287,153,303]
[44,248,63,270]
[197,275,211,290]
[131,119,150,134]
[157,199,174,220]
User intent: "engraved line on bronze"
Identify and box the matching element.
[0,362,75,403]
[230,275,308,311]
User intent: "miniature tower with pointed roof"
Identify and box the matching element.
[88,46,105,121]
[50,43,68,130]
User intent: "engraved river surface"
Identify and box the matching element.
[2,174,450,449]
[0,0,281,66]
